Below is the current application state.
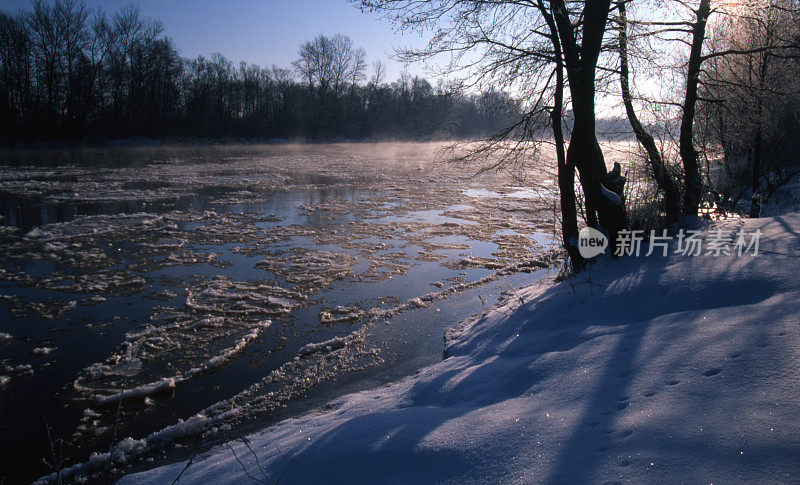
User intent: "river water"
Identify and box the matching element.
[0,143,559,483]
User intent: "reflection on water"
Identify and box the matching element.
[0,145,559,483]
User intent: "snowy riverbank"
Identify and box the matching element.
[118,212,800,483]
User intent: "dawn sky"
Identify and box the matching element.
[0,0,431,81]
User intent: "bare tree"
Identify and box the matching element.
[358,0,630,266]
[370,59,386,86]
[612,0,800,220]
[551,0,628,247]
[699,0,800,214]
[617,0,682,223]
[293,34,366,93]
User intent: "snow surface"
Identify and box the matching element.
[112,213,799,483]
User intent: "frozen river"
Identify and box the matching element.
[0,143,559,482]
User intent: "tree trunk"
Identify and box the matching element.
[680,0,711,216]
[750,45,770,217]
[553,0,628,251]
[618,1,680,223]
[569,124,627,247]
[540,0,582,268]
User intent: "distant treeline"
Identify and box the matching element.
[0,1,519,146]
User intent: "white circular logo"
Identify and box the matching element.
[578,227,608,259]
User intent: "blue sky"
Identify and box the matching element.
[0,0,431,81]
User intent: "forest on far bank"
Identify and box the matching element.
[0,1,523,146]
